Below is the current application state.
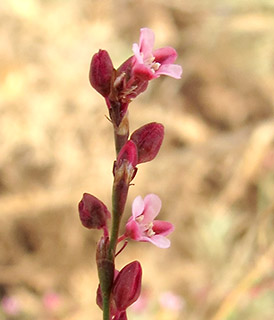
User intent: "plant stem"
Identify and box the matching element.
[113,113,129,155]
[101,117,130,320]
[108,179,129,259]
[102,295,110,320]
[108,194,120,259]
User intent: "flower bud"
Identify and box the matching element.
[113,311,128,320]
[114,140,138,194]
[116,140,138,169]
[130,122,164,163]
[78,193,110,229]
[89,49,114,97]
[113,261,142,311]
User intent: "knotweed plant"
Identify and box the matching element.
[79,28,182,320]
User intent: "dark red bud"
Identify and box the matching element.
[130,122,164,163]
[89,49,114,97]
[113,311,128,320]
[113,261,142,311]
[116,140,138,168]
[78,193,110,229]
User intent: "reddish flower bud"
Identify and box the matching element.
[113,261,142,311]
[78,193,110,229]
[116,140,138,169]
[130,122,164,163]
[89,49,114,97]
[114,140,138,189]
[113,311,127,320]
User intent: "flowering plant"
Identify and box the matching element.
[79,27,182,320]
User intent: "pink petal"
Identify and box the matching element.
[125,219,142,240]
[139,28,155,59]
[132,43,143,64]
[156,64,182,79]
[153,47,178,65]
[132,62,155,80]
[142,194,162,224]
[132,196,145,219]
[143,234,171,248]
[153,220,174,236]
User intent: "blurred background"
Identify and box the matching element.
[0,0,274,319]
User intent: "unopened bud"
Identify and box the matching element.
[113,261,142,311]
[78,193,110,229]
[116,140,138,169]
[113,311,128,320]
[114,140,138,190]
[130,122,164,163]
[89,49,114,97]
[112,141,138,220]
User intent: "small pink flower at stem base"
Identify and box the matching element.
[113,261,142,311]
[125,194,174,248]
[132,28,182,80]
[78,193,110,230]
[130,122,164,164]
[1,296,20,316]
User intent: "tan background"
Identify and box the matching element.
[0,0,274,319]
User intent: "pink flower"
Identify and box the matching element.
[43,292,61,312]
[159,291,184,311]
[125,194,174,248]
[1,296,20,316]
[132,28,182,80]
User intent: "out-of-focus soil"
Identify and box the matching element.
[0,1,274,319]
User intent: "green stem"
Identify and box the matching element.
[101,121,130,320]
[102,296,110,320]
[108,188,121,259]
[108,180,128,258]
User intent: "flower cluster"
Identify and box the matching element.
[79,27,182,319]
[90,27,182,127]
